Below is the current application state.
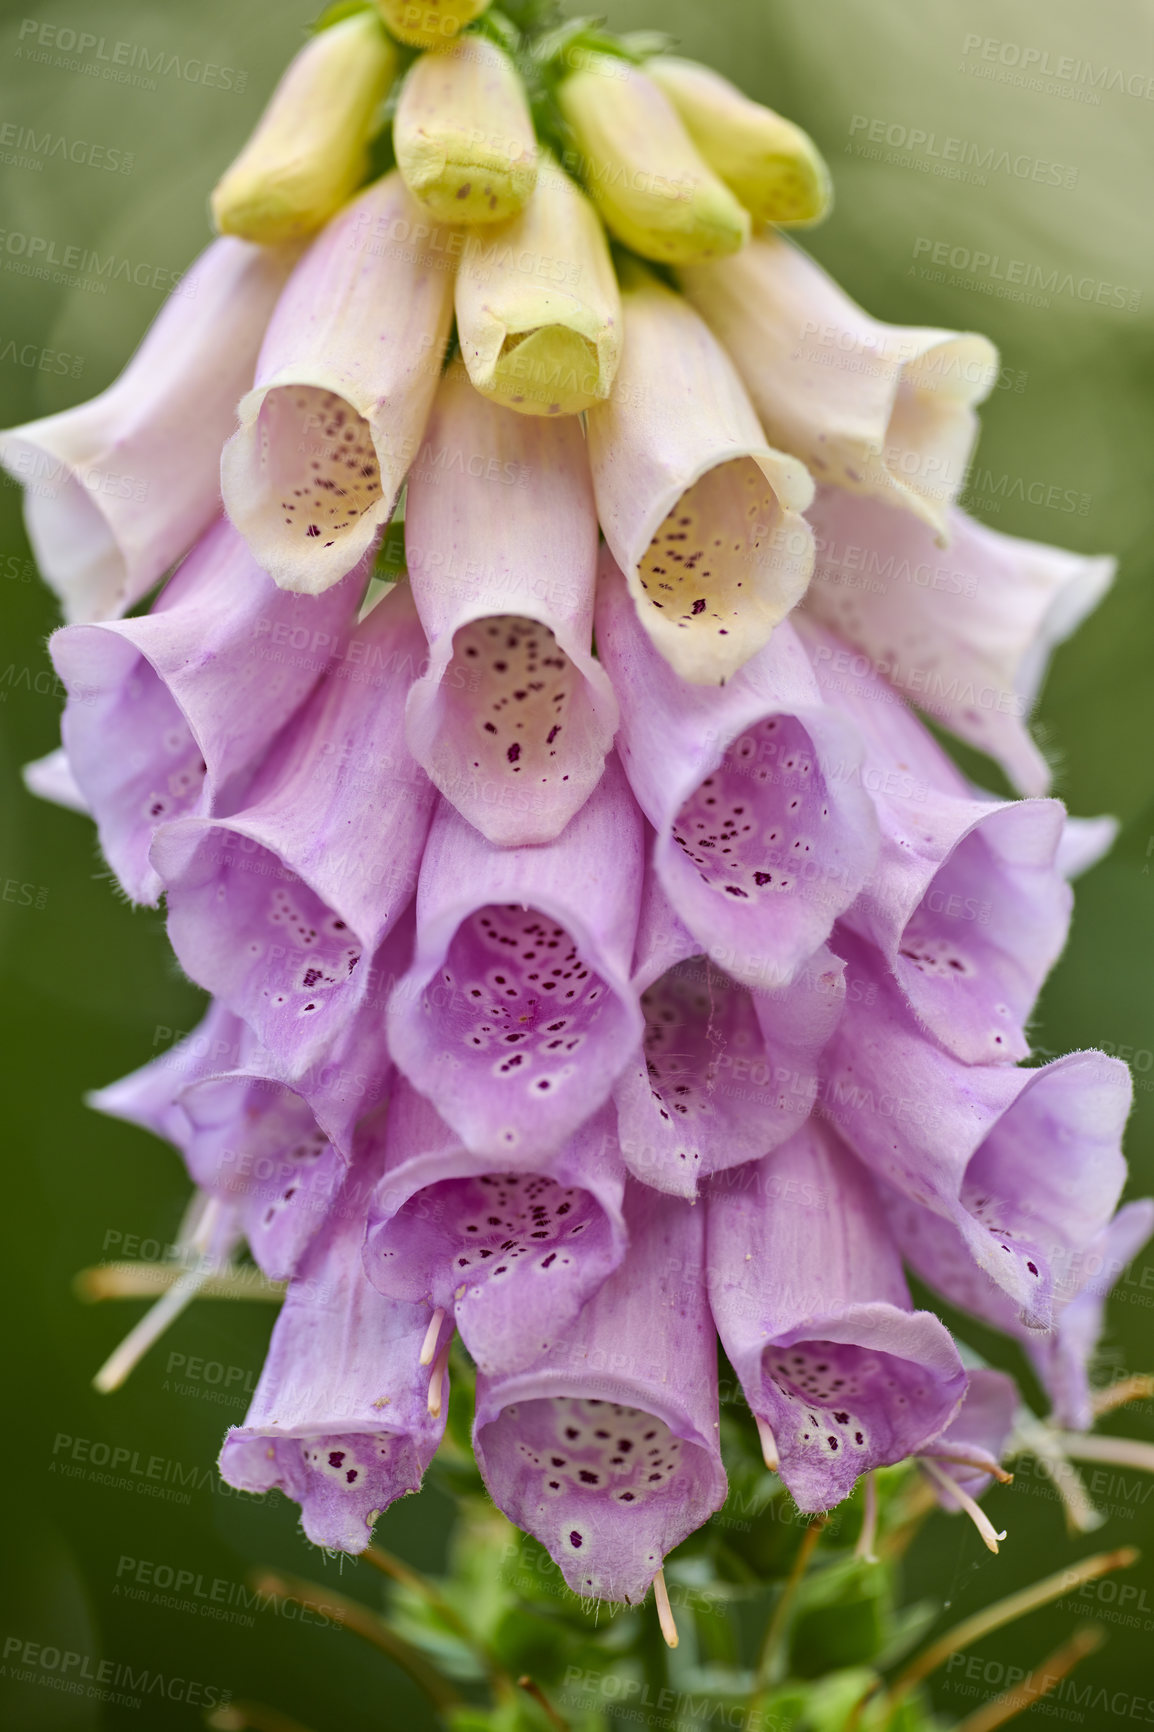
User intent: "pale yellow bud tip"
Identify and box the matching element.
[456,157,622,416]
[212,13,397,245]
[557,59,749,266]
[394,36,537,225]
[373,0,489,51]
[649,56,832,227]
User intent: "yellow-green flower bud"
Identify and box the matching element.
[393,37,537,225]
[455,155,621,416]
[211,13,397,245]
[555,56,749,265]
[372,0,489,51]
[648,56,831,226]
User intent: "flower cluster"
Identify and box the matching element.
[5,0,1148,1631]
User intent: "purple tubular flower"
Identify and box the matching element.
[595,545,878,989]
[151,585,436,1076]
[920,1367,1018,1507]
[219,1139,448,1552]
[708,1116,966,1510]
[1057,815,1118,879]
[386,754,644,1158]
[798,616,1071,1065]
[403,369,618,844]
[823,931,1132,1330]
[473,1182,727,1603]
[0,237,295,623]
[88,999,252,1149]
[181,1071,345,1283]
[884,1182,1154,1433]
[49,517,362,905]
[678,234,997,537]
[364,1081,628,1376]
[613,871,845,1196]
[89,1001,351,1282]
[1029,1202,1154,1430]
[586,268,814,685]
[803,486,1115,797]
[221,172,456,596]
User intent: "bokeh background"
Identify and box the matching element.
[1,0,1152,1725]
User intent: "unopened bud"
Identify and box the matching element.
[372,0,489,51]
[556,56,749,265]
[394,37,537,225]
[455,155,621,416]
[211,13,397,245]
[648,57,831,226]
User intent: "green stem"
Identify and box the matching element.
[363,1544,513,1702]
[207,1703,319,1732]
[751,1516,826,1703]
[885,1545,1137,1708]
[249,1568,463,1715]
[952,1624,1105,1732]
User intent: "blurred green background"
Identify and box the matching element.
[1,0,1152,1726]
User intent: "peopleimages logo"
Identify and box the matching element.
[13,19,248,93]
[960,34,1154,102]
[911,238,1142,312]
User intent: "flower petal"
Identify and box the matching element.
[386,755,644,1158]
[921,1367,1018,1505]
[613,871,845,1197]
[393,37,537,225]
[22,746,88,814]
[0,238,294,622]
[221,172,455,595]
[825,930,1132,1329]
[803,486,1115,794]
[708,1117,966,1509]
[595,545,877,988]
[555,58,749,265]
[679,234,998,536]
[473,1181,727,1603]
[219,1138,447,1552]
[587,268,814,684]
[403,370,617,843]
[212,12,397,245]
[455,153,621,416]
[50,518,362,905]
[365,1082,627,1376]
[801,615,1071,1064]
[151,584,435,1073]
